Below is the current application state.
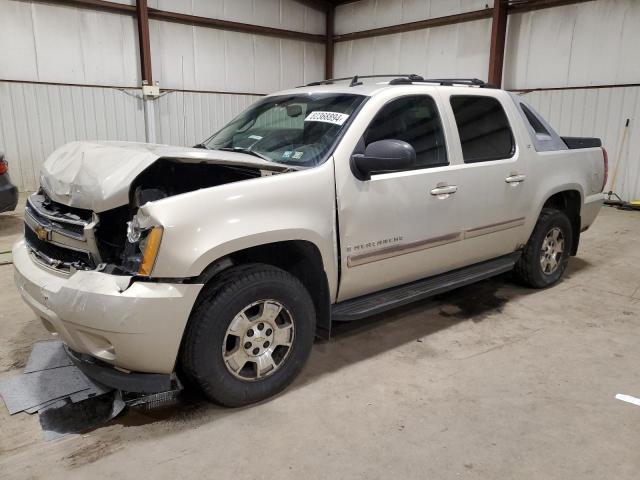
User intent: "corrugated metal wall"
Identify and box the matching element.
[0,0,324,88]
[335,0,493,35]
[0,0,324,191]
[147,0,325,35]
[0,0,140,87]
[334,19,492,79]
[333,0,494,82]
[150,22,324,93]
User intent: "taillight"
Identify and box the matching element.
[601,147,608,192]
[0,160,7,176]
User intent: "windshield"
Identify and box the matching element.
[202,93,366,166]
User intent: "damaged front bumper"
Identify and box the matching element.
[13,240,203,377]
[65,346,173,393]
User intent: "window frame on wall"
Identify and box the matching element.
[449,95,516,164]
[359,94,450,173]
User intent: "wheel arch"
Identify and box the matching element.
[192,240,332,339]
[540,189,582,255]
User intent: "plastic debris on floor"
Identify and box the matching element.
[39,391,125,441]
[0,341,121,440]
[0,341,186,440]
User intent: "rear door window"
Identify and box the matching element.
[450,96,515,163]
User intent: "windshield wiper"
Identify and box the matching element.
[193,143,208,149]
[218,147,272,162]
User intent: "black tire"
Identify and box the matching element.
[515,208,573,288]
[180,263,316,407]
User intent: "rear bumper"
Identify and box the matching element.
[581,193,604,230]
[13,239,204,374]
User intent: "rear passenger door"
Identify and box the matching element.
[442,92,532,264]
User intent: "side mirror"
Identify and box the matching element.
[350,139,416,181]
[286,104,303,117]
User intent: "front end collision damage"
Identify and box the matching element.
[35,141,288,277]
[17,142,338,385]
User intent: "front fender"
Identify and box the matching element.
[140,161,339,296]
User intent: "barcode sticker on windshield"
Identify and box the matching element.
[305,111,349,125]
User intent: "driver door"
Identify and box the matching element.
[335,94,465,301]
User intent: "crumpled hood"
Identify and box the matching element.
[40,141,285,212]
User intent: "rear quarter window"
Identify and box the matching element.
[520,103,550,136]
[450,95,515,163]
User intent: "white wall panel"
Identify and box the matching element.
[153,91,258,147]
[0,0,140,87]
[151,20,196,90]
[335,0,493,35]
[504,0,640,89]
[0,0,323,91]
[225,31,256,92]
[334,19,491,79]
[301,41,325,85]
[149,0,325,35]
[0,81,146,191]
[0,0,39,80]
[151,20,325,92]
[521,87,640,202]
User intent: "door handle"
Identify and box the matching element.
[505,174,526,184]
[430,185,458,196]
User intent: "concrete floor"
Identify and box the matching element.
[1,196,639,479]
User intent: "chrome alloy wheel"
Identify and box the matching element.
[222,300,295,381]
[540,227,565,275]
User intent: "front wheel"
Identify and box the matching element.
[180,264,316,407]
[514,208,573,288]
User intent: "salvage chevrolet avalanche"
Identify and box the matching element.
[13,77,606,406]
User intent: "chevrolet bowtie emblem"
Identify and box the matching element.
[35,226,50,241]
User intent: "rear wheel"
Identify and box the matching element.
[515,208,573,288]
[180,264,316,407]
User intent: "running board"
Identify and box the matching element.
[331,253,520,321]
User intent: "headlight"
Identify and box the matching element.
[124,213,163,276]
[127,216,143,243]
[138,227,163,276]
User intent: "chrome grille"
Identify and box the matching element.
[24,192,101,271]
[25,227,95,269]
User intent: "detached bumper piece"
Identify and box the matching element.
[65,346,173,394]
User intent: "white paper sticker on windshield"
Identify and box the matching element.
[305,111,349,125]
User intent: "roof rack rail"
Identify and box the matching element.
[305,74,421,87]
[423,78,495,87]
[303,75,497,89]
[390,77,496,88]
